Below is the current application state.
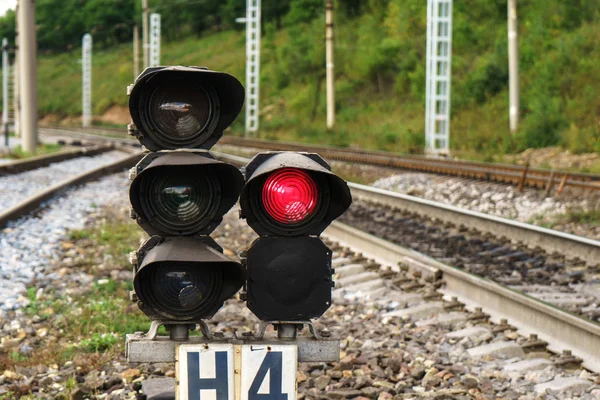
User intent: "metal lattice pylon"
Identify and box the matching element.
[245,0,261,136]
[149,13,161,67]
[82,33,92,128]
[425,0,453,156]
[2,38,9,129]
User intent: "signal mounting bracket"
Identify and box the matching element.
[235,320,331,341]
[126,320,340,363]
[143,320,215,341]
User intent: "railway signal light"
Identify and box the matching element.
[240,152,352,321]
[128,66,245,151]
[127,66,246,326]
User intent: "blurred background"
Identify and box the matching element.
[0,0,599,161]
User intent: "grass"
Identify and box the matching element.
[530,208,600,229]
[5,143,63,159]
[564,209,600,225]
[68,219,141,265]
[0,217,152,374]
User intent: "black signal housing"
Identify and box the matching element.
[128,66,245,151]
[133,236,246,321]
[240,152,352,236]
[240,151,352,322]
[129,151,243,236]
[246,236,333,321]
[127,66,246,328]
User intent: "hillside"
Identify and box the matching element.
[2,0,600,158]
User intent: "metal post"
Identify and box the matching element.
[12,53,19,137]
[142,0,149,68]
[169,325,190,341]
[13,3,20,138]
[2,38,9,131]
[245,0,261,136]
[425,0,452,156]
[149,13,161,67]
[277,324,298,340]
[508,0,519,134]
[133,25,140,79]
[18,0,37,154]
[325,0,335,131]
[82,34,92,128]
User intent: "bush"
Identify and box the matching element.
[518,96,567,149]
[562,124,600,154]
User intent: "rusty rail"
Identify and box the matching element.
[40,125,600,192]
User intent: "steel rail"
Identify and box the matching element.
[33,131,600,371]
[348,182,600,265]
[40,125,600,191]
[0,150,143,229]
[323,221,600,372]
[40,127,139,146]
[216,150,600,371]
[0,144,114,175]
[214,151,600,265]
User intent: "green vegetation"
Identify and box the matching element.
[5,143,62,159]
[0,0,599,156]
[0,218,149,372]
[564,209,600,225]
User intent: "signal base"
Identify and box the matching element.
[126,335,339,363]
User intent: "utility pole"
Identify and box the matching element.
[425,0,452,156]
[133,25,140,79]
[2,39,9,127]
[13,3,19,138]
[142,0,149,68]
[508,0,519,134]
[2,38,9,147]
[82,34,92,127]
[325,0,335,131]
[18,0,37,153]
[149,13,161,67]
[236,0,261,136]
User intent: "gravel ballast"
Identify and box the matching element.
[0,172,129,315]
[372,172,600,239]
[0,151,129,211]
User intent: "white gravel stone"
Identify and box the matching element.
[534,377,592,394]
[0,151,127,210]
[372,173,570,225]
[0,171,129,315]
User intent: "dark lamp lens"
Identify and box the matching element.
[144,77,218,147]
[261,168,318,224]
[142,169,220,234]
[142,263,222,318]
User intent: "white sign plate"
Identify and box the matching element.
[178,344,235,400]
[240,345,297,400]
[178,344,297,400]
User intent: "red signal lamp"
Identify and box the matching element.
[240,152,351,237]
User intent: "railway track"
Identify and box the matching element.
[41,125,600,192]
[38,127,600,369]
[1,128,598,397]
[0,142,142,230]
[214,152,600,375]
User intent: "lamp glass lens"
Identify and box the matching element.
[145,171,219,232]
[261,168,319,224]
[149,81,214,142]
[145,263,221,316]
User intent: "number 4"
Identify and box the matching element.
[249,352,288,400]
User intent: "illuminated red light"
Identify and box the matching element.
[262,168,318,224]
